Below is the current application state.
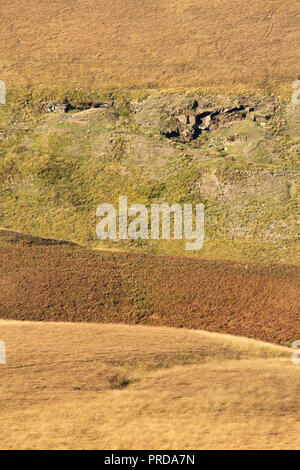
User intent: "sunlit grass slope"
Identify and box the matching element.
[0,320,299,450]
[0,0,299,91]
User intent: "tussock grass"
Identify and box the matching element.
[0,321,298,450]
[0,1,299,92]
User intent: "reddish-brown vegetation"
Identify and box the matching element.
[0,230,299,344]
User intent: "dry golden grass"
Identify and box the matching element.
[0,0,299,91]
[0,320,299,449]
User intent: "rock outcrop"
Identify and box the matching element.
[132,95,276,143]
[171,104,272,141]
[43,99,113,114]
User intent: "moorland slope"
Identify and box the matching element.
[0,230,299,345]
[0,0,299,91]
[0,92,299,264]
[0,320,299,449]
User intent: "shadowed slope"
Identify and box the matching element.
[0,231,299,344]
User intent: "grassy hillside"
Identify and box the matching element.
[0,229,299,345]
[0,89,299,264]
[0,320,299,450]
[0,1,299,263]
[0,0,299,91]
[0,1,299,452]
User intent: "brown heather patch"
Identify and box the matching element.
[0,231,299,345]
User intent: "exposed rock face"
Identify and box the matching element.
[171,104,273,141]
[175,114,189,124]
[132,95,277,143]
[43,100,113,114]
[196,170,300,201]
[43,100,70,113]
